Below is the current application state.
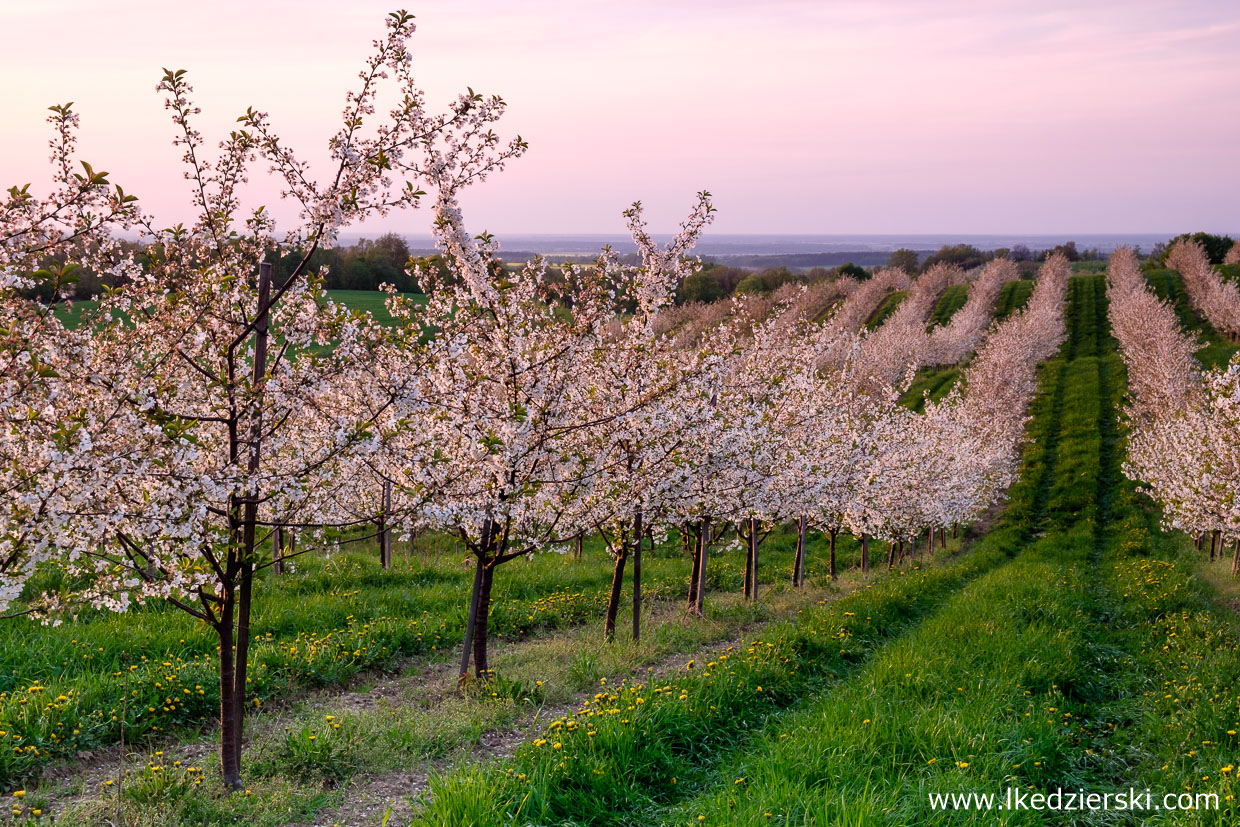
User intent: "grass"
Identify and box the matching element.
[413,544,1010,826]
[994,279,1034,320]
[1,516,927,799]
[38,545,943,826]
[900,367,961,412]
[865,290,908,330]
[49,290,426,331]
[323,290,427,326]
[927,283,970,329]
[642,278,1109,826]
[0,533,675,791]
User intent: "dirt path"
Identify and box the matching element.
[296,588,854,827]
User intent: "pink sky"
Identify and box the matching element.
[2,0,1237,236]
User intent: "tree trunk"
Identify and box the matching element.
[695,517,710,615]
[1231,538,1240,578]
[216,608,242,790]
[750,517,759,602]
[828,528,837,580]
[632,508,643,642]
[458,555,485,683]
[574,534,583,560]
[792,515,807,587]
[939,526,947,550]
[739,520,748,597]
[472,563,495,679]
[273,527,286,576]
[861,533,869,573]
[604,532,629,641]
[888,540,898,569]
[686,524,701,614]
[458,518,492,683]
[230,558,254,781]
[379,480,392,570]
[219,261,269,791]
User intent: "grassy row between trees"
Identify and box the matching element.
[927,284,970,329]
[994,279,1034,321]
[864,291,908,330]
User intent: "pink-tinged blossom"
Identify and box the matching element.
[1109,245,1240,545]
[1166,239,1240,341]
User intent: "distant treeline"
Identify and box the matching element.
[673,232,1237,305]
[22,230,1237,306]
[264,233,424,293]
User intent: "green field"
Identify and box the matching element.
[51,290,427,330]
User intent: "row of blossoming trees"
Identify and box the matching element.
[1,12,1072,789]
[1109,243,1240,567]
